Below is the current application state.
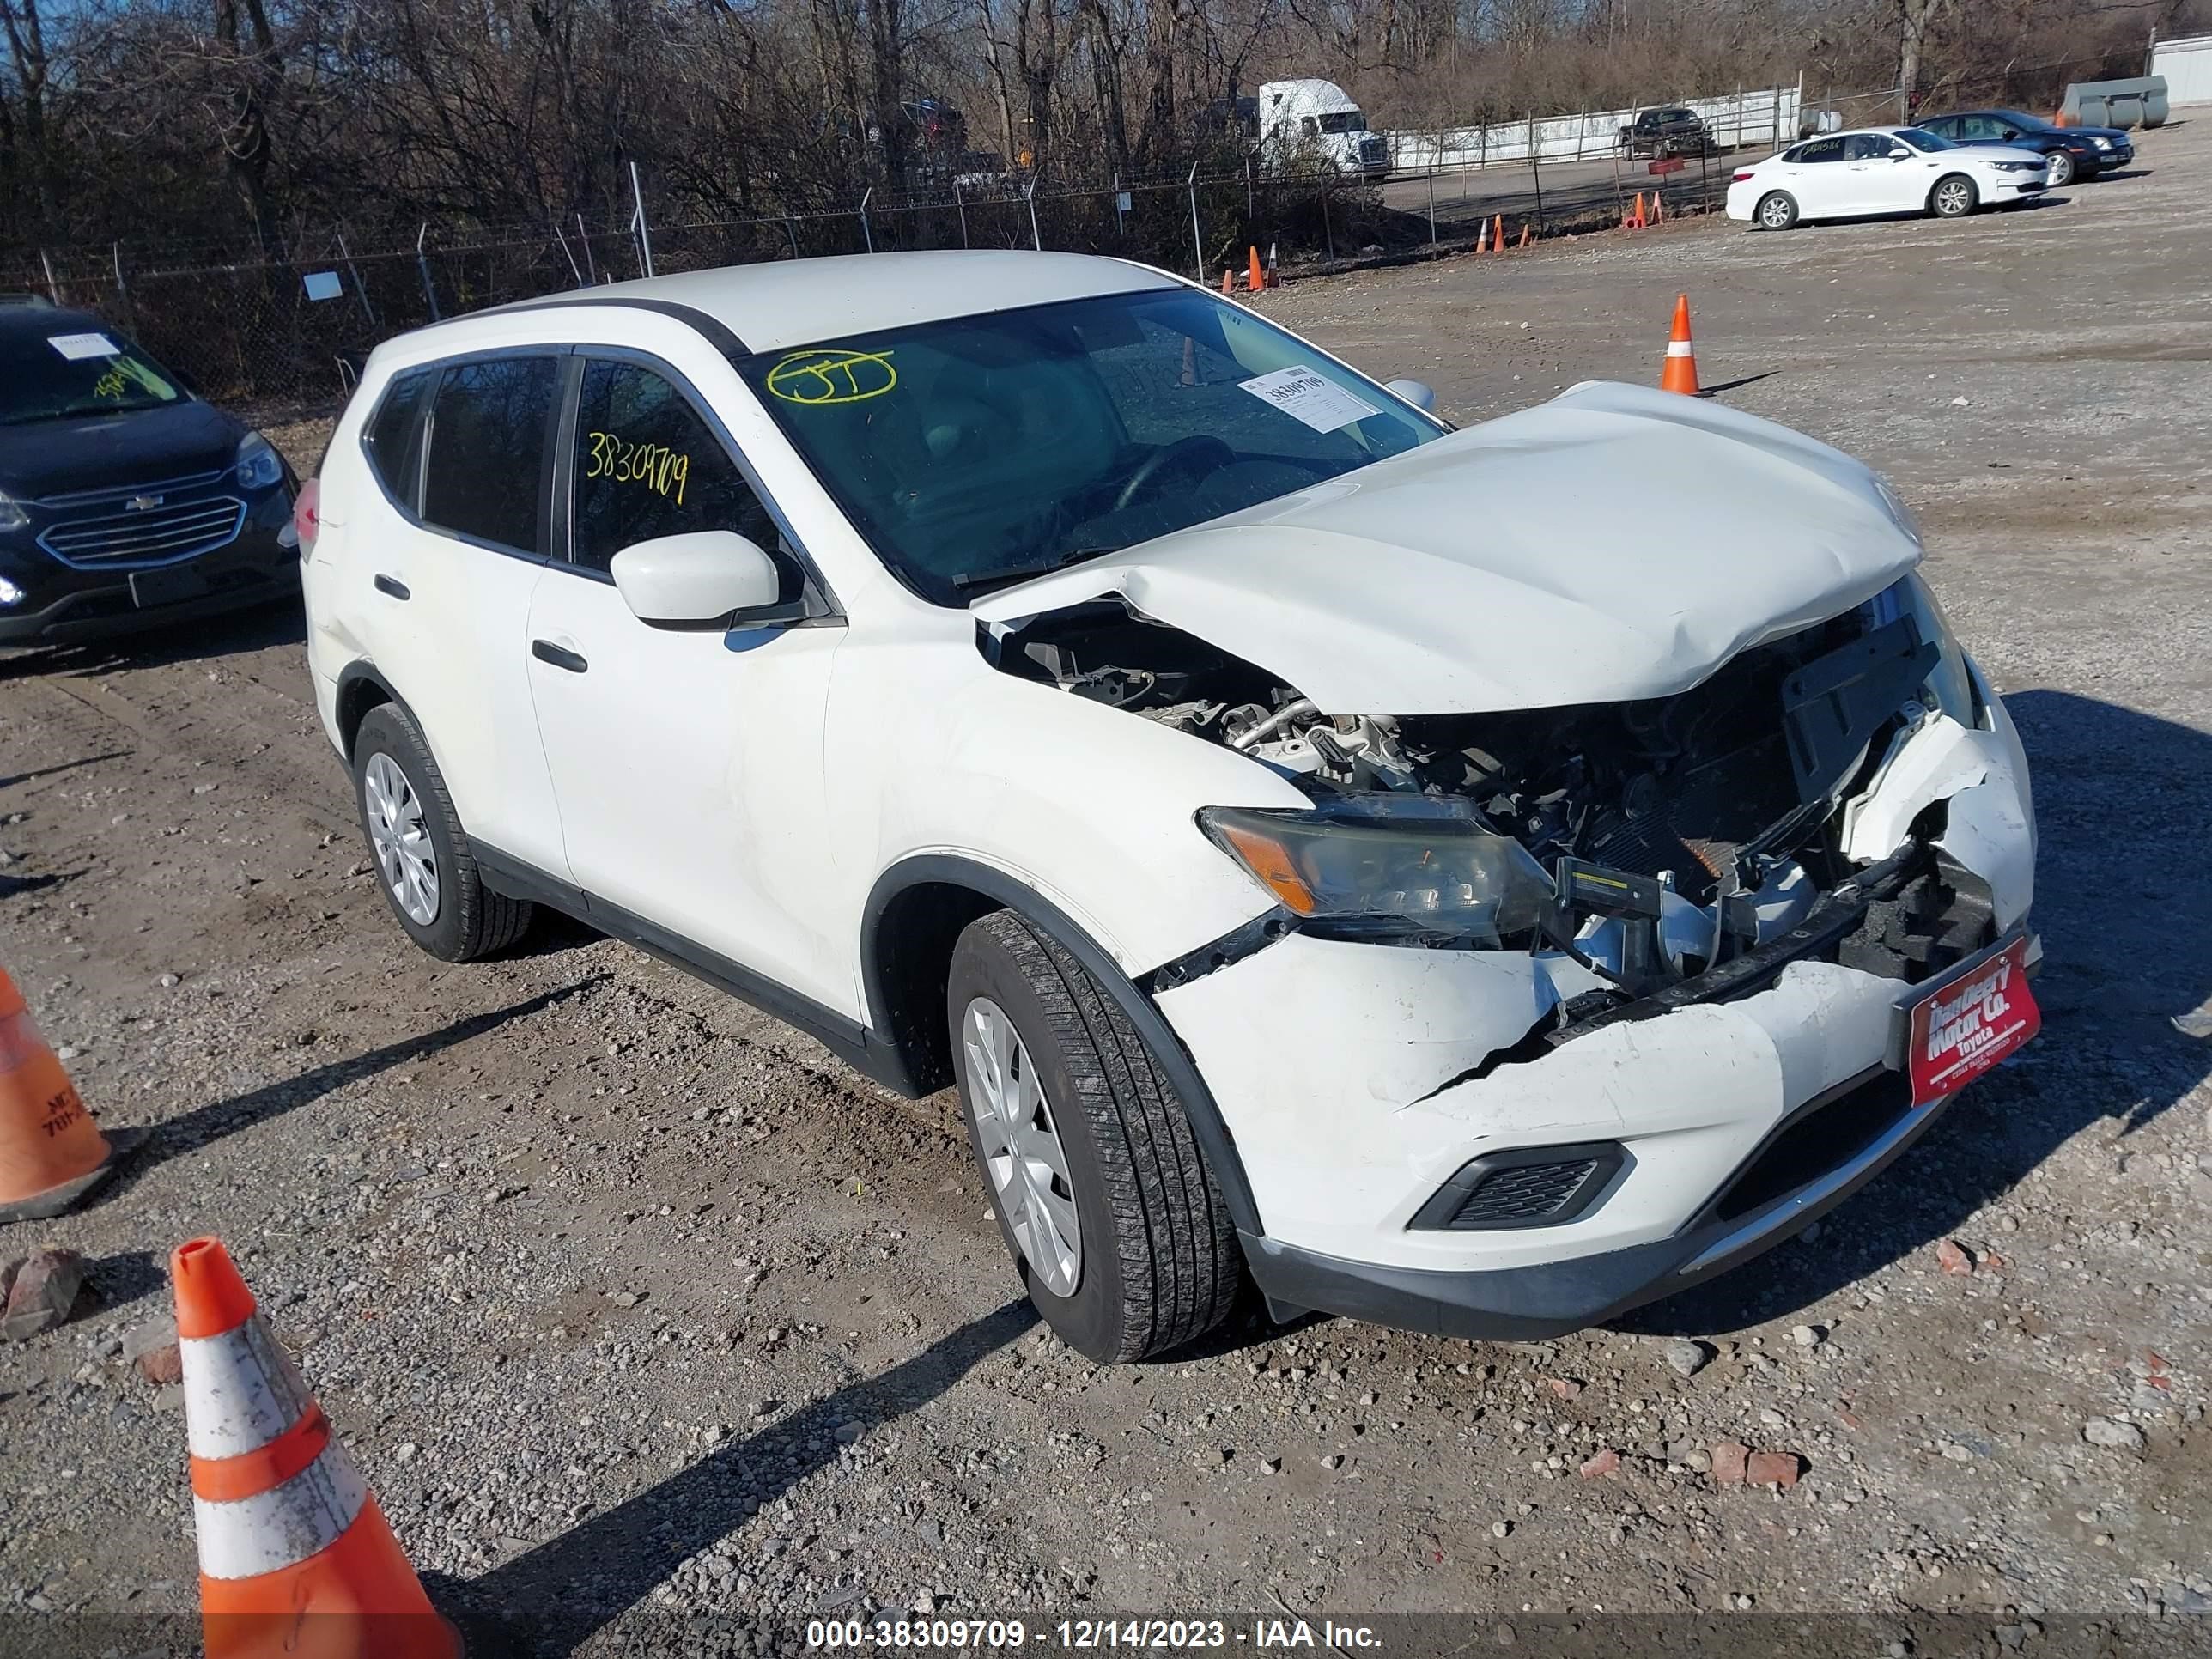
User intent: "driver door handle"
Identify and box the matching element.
[532,639,588,674]
[374,574,410,600]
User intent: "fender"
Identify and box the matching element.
[863,854,1265,1237]
[331,659,403,761]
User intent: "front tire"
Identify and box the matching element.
[2045,149,2075,187]
[948,910,1240,1363]
[1929,173,1979,217]
[1755,191,1800,231]
[351,703,532,962]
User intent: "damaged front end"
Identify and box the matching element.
[983,570,2020,1035]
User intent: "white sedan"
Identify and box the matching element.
[1727,125,2051,228]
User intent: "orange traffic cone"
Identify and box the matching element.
[1492,214,1505,253]
[1518,223,1532,248]
[175,1237,460,1659]
[1630,191,1649,229]
[1248,246,1264,291]
[1220,268,1232,294]
[1651,191,1665,224]
[1660,293,1700,396]
[0,966,136,1222]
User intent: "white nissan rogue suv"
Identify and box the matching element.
[301,252,2039,1362]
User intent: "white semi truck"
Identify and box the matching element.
[1259,79,1389,179]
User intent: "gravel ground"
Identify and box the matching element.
[2,118,2209,1657]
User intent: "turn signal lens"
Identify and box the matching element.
[292,477,320,556]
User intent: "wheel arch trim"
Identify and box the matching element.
[861,853,1265,1237]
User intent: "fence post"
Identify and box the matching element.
[111,242,140,337]
[629,161,656,277]
[575,212,599,283]
[1427,168,1437,243]
[335,230,378,324]
[1111,173,1122,240]
[1320,179,1334,259]
[1187,162,1204,280]
[414,224,441,321]
[1244,154,1254,223]
[956,178,970,248]
[39,249,61,305]
[1025,176,1042,251]
[1529,119,1546,231]
[553,219,586,288]
[860,187,875,254]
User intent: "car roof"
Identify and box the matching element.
[480,250,1180,356]
[0,300,106,338]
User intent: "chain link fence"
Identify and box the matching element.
[9,55,2132,419]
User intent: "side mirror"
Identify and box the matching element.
[1383,377,1437,413]
[609,531,799,630]
[1889,149,1913,161]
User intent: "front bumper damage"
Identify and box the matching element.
[1153,704,2037,1340]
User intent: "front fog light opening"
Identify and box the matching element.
[1410,1142,1628,1231]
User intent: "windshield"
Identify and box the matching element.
[1996,109,2056,131]
[741,288,1444,605]
[1897,128,1954,152]
[0,326,186,425]
[1316,111,1368,134]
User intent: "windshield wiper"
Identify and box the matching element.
[950,544,1123,596]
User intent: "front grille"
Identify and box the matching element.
[39,495,247,568]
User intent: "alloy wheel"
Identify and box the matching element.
[1935,179,1973,216]
[963,996,1082,1297]
[2046,151,2074,187]
[1759,195,1792,229]
[363,751,440,926]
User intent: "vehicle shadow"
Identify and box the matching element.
[0,596,304,683]
[1616,687,2212,1336]
[447,1298,1038,1654]
[73,976,605,1206]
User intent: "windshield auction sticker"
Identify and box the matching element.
[47,331,121,360]
[1238,365,1379,433]
[766,349,896,405]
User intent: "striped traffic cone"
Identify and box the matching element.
[1660,293,1701,396]
[0,965,138,1221]
[174,1237,460,1659]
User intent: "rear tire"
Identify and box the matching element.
[351,703,532,962]
[1755,191,1799,231]
[1929,173,1979,217]
[948,910,1241,1363]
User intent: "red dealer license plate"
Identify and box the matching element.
[1905,937,2040,1106]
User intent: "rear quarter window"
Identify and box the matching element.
[362,368,433,511]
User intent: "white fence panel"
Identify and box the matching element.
[1388,83,1802,173]
[2151,34,2212,107]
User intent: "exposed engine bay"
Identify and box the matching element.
[982,594,1991,1003]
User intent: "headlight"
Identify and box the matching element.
[235,432,286,491]
[1198,797,1555,946]
[1859,573,1977,726]
[2092,137,2112,150]
[0,491,27,534]
[0,574,23,607]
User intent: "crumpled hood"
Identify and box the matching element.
[970,380,1921,714]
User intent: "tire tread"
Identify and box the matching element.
[969,910,1238,1361]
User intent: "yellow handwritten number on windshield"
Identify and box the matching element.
[766,349,896,405]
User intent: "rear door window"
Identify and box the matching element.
[363,368,432,510]
[422,356,560,555]
[1788,138,1845,164]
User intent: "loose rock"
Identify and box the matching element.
[1935,1238,1975,1277]
[2,1249,88,1340]
[1662,1339,1711,1379]
[1746,1451,1802,1488]
[2082,1418,2146,1451]
[1711,1440,1750,1486]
